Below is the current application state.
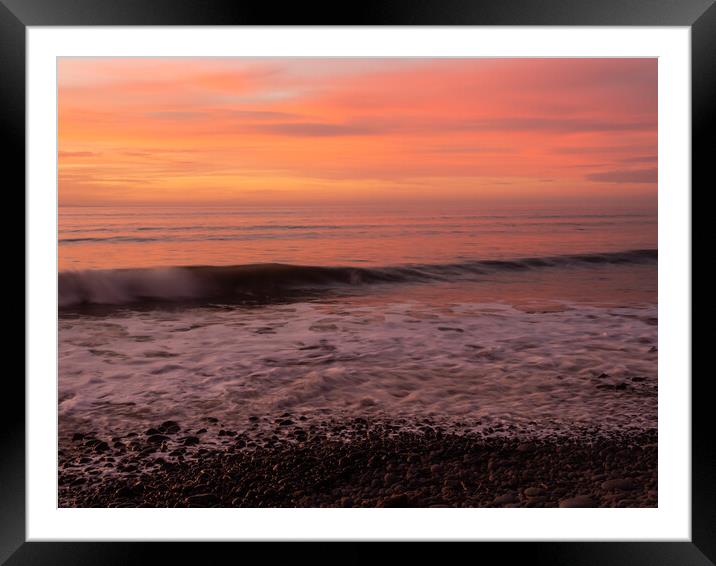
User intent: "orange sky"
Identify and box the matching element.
[58,58,657,207]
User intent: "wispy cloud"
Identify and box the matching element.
[621,155,658,164]
[586,168,657,184]
[467,117,653,133]
[59,151,99,158]
[253,121,385,137]
[58,57,658,205]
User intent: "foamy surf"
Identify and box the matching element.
[58,296,657,439]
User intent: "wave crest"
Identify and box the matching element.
[58,249,656,308]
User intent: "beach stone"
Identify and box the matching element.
[381,494,410,507]
[463,454,480,465]
[559,495,596,508]
[94,441,110,453]
[160,421,180,434]
[186,493,219,507]
[115,484,140,498]
[58,416,657,509]
[147,434,170,444]
[383,473,400,485]
[601,478,636,491]
[493,492,518,505]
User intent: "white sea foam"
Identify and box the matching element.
[58,294,657,437]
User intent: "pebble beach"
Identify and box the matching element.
[59,416,656,508]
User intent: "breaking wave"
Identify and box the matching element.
[58,249,656,308]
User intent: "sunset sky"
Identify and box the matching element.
[58,58,657,207]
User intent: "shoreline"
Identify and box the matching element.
[59,417,657,508]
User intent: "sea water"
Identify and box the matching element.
[58,204,657,438]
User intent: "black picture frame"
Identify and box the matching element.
[5,1,712,564]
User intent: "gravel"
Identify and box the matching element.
[58,417,657,508]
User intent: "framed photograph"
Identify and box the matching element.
[7,0,712,563]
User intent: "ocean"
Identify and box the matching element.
[58,204,657,440]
